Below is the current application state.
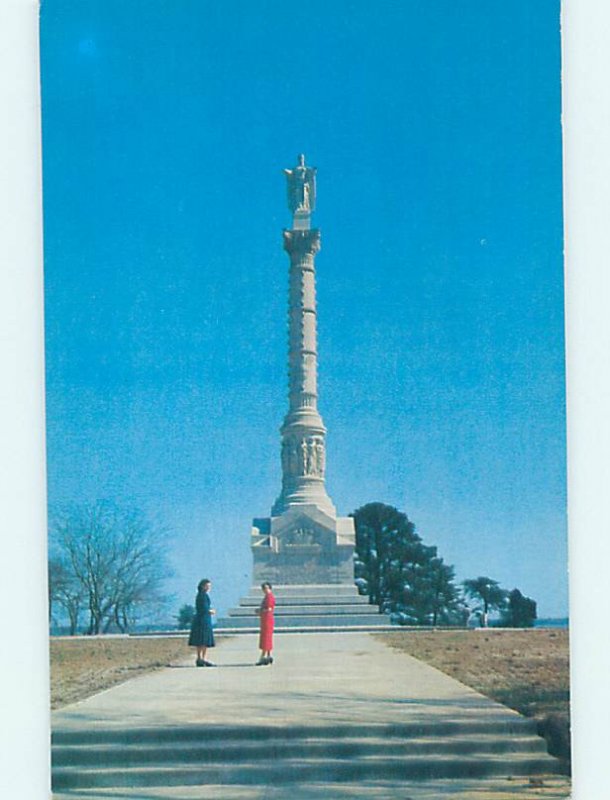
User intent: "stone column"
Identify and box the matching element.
[272,158,335,517]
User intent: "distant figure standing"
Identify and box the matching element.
[188,578,216,667]
[256,582,275,665]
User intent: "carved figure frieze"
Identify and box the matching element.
[281,435,326,478]
[284,526,319,546]
[314,439,325,474]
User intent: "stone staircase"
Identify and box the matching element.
[220,583,393,631]
[51,719,565,793]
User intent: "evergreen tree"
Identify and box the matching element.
[177,604,195,629]
[499,588,537,628]
[462,576,507,627]
[417,557,466,626]
[352,502,464,625]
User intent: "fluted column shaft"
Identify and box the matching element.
[286,229,320,413]
[271,228,335,517]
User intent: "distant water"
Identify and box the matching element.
[535,617,569,628]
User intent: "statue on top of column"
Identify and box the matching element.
[284,154,316,216]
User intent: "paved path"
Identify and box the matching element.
[52,633,570,799]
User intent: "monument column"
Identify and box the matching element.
[225,153,391,619]
[225,154,391,619]
[272,157,335,517]
[245,154,356,590]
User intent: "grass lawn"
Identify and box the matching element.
[50,635,194,709]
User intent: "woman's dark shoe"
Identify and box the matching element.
[255,658,268,666]
[196,658,205,667]
[267,657,274,664]
[203,660,216,667]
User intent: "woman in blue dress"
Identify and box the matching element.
[188,578,216,667]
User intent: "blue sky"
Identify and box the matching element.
[40,0,566,618]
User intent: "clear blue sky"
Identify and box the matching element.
[40,0,566,618]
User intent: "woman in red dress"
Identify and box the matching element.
[256,581,275,665]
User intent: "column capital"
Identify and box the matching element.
[283,228,321,257]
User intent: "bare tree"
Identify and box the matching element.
[48,556,84,634]
[50,502,172,634]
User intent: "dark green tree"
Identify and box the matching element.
[417,558,467,626]
[462,576,507,627]
[499,588,537,628]
[352,503,464,625]
[177,604,195,629]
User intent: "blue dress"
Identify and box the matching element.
[188,589,215,647]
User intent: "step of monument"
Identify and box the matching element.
[237,594,371,606]
[52,751,564,790]
[216,624,397,634]
[218,614,392,628]
[228,604,379,616]
[245,584,363,598]
[53,734,548,769]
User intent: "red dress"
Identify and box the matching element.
[258,591,275,651]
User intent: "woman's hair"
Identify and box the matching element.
[261,581,272,590]
[198,579,211,591]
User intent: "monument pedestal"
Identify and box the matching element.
[251,506,355,585]
[224,507,391,630]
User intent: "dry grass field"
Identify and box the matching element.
[50,635,192,709]
[378,628,570,765]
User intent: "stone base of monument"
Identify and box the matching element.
[250,509,357,586]
[219,584,393,632]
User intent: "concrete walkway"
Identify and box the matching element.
[52,633,570,799]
